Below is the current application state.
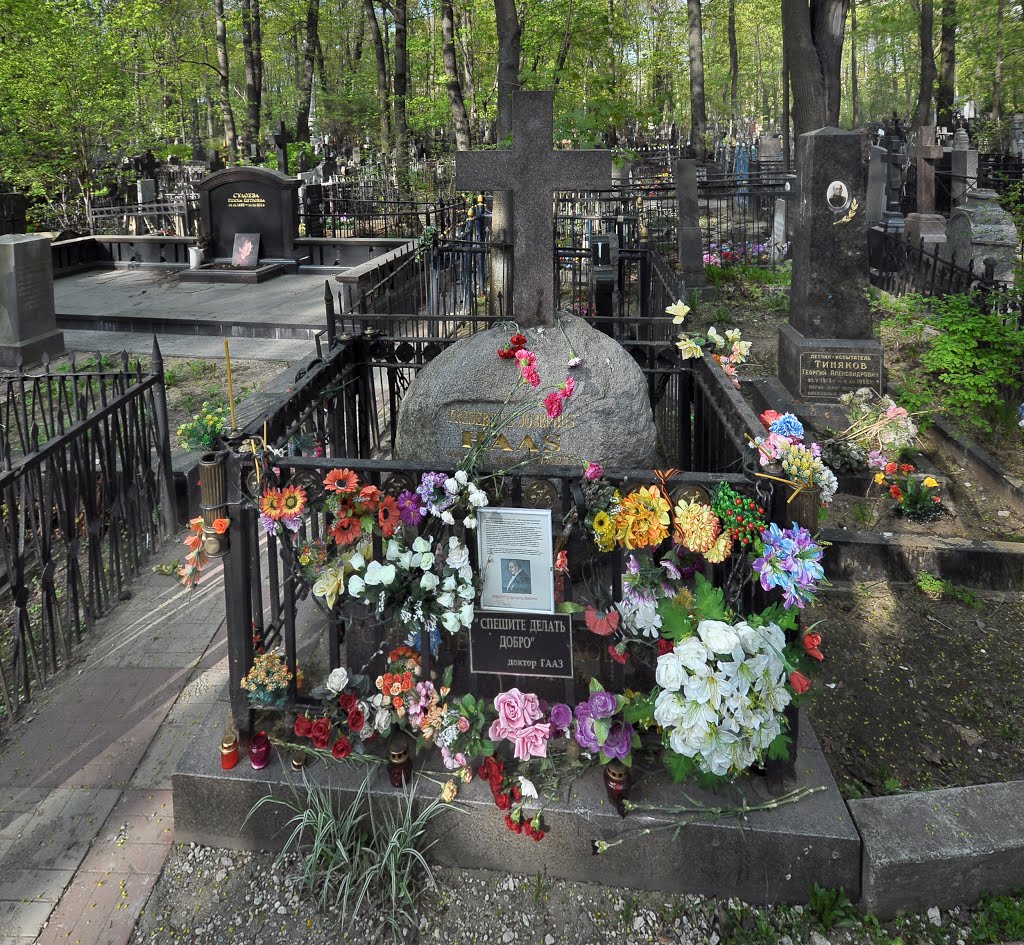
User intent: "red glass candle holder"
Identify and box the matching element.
[603,760,630,815]
[248,731,271,770]
[388,739,412,787]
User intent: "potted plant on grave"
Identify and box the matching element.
[190,231,215,269]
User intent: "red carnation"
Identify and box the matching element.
[510,333,526,348]
[505,814,523,834]
[532,829,545,841]
[890,485,904,501]
[294,714,313,738]
[656,639,674,656]
[884,462,898,475]
[511,784,522,803]
[348,708,366,732]
[899,463,915,474]
[495,792,512,812]
[310,716,332,749]
[608,645,627,665]
[339,693,357,713]
[331,734,352,760]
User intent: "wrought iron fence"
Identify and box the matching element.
[869,229,999,297]
[300,190,464,239]
[88,196,199,237]
[0,346,176,722]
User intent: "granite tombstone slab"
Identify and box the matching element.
[394,315,657,471]
[778,128,883,403]
[0,235,65,368]
[194,166,300,261]
[944,189,1018,284]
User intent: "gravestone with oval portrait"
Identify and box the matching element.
[777,127,883,403]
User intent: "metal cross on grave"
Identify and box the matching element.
[455,91,612,326]
[908,126,944,214]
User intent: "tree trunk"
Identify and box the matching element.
[364,0,391,152]
[494,0,521,144]
[914,0,936,128]
[213,0,238,162]
[936,0,956,128]
[552,0,574,91]
[991,0,1003,119]
[686,0,707,160]
[441,0,471,150]
[850,0,859,126]
[393,0,409,183]
[296,0,320,142]
[781,0,848,141]
[728,0,739,131]
[240,0,262,151]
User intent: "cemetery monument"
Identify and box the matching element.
[775,127,883,405]
[0,234,65,368]
[395,91,658,470]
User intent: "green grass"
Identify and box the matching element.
[970,893,1024,943]
[916,571,983,610]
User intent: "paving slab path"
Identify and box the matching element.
[0,545,228,945]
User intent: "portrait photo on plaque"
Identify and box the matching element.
[477,507,554,614]
[231,232,261,267]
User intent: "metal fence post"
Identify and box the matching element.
[223,451,255,738]
[149,337,179,534]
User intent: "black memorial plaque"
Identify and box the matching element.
[799,351,883,401]
[469,610,573,679]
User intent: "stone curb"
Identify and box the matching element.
[848,780,1024,918]
[926,415,1024,512]
[821,527,1024,590]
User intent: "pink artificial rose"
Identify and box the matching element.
[520,691,543,725]
[488,718,511,742]
[543,391,564,419]
[584,462,603,481]
[494,688,527,731]
[512,723,552,761]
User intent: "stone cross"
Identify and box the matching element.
[455,91,612,326]
[908,126,944,214]
[272,121,290,176]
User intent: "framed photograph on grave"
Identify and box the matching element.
[231,232,261,267]
[477,507,554,615]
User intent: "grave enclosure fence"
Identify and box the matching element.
[215,247,793,737]
[0,349,176,723]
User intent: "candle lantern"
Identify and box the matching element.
[220,733,239,770]
[199,450,229,557]
[248,731,271,770]
[603,760,631,815]
[388,738,413,787]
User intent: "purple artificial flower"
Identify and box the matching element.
[259,513,277,534]
[868,450,888,470]
[574,705,600,753]
[601,720,635,761]
[548,702,573,735]
[626,554,640,576]
[281,514,302,533]
[587,691,618,720]
[416,471,455,515]
[396,490,425,526]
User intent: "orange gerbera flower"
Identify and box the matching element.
[259,488,285,521]
[330,515,360,546]
[324,468,358,494]
[377,496,399,537]
[280,484,307,517]
[358,484,381,509]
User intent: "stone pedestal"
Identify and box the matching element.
[394,315,657,470]
[778,128,882,403]
[949,129,978,208]
[0,235,65,368]
[905,212,947,254]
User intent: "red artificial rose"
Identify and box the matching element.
[310,716,332,749]
[495,792,512,812]
[339,693,357,713]
[294,714,313,738]
[656,639,674,656]
[348,708,366,732]
[789,671,811,695]
[802,632,824,662]
[759,409,781,430]
[884,462,898,475]
[331,734,352,760]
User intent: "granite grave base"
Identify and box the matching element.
[778,324,884,405]
[173,704,861,904]
[177,259,294,284]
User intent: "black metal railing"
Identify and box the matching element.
[300,193,464,239]
[869,229,1000,297]
[0,346,176,722]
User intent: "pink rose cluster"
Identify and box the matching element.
[489,688,551,761]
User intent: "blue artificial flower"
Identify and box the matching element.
[768,413,805,440]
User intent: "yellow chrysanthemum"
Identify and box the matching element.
[703,533,733,564]
[673,500,721,554]
[614,486,671,549]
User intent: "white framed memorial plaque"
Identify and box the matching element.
[477,507,554,614]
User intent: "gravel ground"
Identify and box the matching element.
[128,843,989,945]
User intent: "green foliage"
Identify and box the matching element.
[916,571,984,609]
[806,883,860,930]
[970,893,1024,944]
[247,769,448,937]
[878,292,1024,434]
